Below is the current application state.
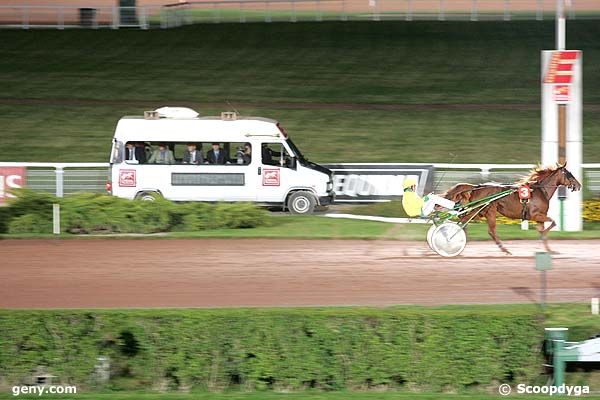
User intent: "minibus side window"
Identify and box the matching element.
[261,142,292,168]
[124,141,148,164]
[137,142,253,166]
[232,142,252,165]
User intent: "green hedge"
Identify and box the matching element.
[0,190,270,234]
[0,307,543,392]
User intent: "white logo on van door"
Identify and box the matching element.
[119,169,136,187]
[262,169,280,186]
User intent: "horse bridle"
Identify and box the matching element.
[530,167,576,199]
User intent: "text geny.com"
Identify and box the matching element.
[12,385,77,396]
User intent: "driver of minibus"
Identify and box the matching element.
[401,177,456,217]
[261,143,281,166]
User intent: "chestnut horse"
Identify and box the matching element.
[443,163,581,255]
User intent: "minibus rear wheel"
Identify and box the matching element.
[287,191,316,215]
[136,191,162,202]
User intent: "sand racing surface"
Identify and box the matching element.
[0,239,598,309]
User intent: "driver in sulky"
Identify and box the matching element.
[401,177,456,217]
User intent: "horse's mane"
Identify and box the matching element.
[518,164,560,185]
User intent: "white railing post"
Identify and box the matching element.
[569,0,575,20]
[340,0,347,21]
[22,6,29,29]
[160,8,167,28]
[291,0,297,22]
[503,0,510,21]
[470,0,477,21]
[265,1,271,22]
[53,203,61,235]
[438,0,445,21]
[58,6,64,29]
[55,167,64,197]
[406,0,412,21]
[92,7,99,29]
[213,2,220,23]
[315,0,322,21]
[536,0,543,20]
[112,6,119,29]
[480,167,490,180]
[140,6,148,29]
[240,2,246,23]
[185,4,192,25]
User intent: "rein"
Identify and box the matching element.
[525,169,565,199]
[449,168,573,201]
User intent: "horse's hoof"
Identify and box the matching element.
[498,247,512,255]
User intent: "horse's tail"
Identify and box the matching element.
[443,183,475,205]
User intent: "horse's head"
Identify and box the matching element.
[555,162,582,191]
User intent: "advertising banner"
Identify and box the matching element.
[323,164,434,202]
[0,167,26,204]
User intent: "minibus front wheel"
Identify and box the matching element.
[287,191,316,215]
[135,191,162,202]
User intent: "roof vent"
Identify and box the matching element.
[154,107,199,119]
[221,111,238,121]
[144,111,160,120]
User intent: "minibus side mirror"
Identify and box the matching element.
[290,157,297,170]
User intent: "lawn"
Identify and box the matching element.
[2,21,600,105]
[1,104,600,163]
[1,21,600,163]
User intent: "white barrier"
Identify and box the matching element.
[1,1,598,29]
[0,162,599,199]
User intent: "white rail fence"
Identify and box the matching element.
[0,0,598,29]
[1,162,599,198]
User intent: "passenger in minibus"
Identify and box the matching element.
[148,143,175,165]
[125,142,146,164]
[137,142,151,162]
[183,143,203,165]
[206,143,227,165]
[235,142,252,164]
[241,142,252,164]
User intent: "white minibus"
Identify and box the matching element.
[107,107,334,214]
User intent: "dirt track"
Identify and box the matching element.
[0,239,598,309]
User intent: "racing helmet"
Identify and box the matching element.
[402,177,418,190]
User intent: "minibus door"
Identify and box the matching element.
[256,142,296,203]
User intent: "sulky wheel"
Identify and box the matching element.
[426,224,436,250]
[431,222,467,257]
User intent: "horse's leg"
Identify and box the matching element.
[485,208,512,255]
[535,216,557,254]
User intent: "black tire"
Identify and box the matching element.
[135,191,162,202]
[287,191,316,215]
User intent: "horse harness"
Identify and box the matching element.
[518,184,532,221]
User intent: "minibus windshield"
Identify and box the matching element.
[286,138,306,163]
